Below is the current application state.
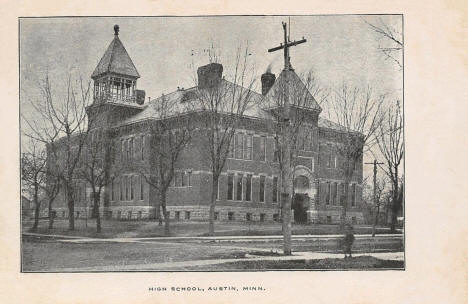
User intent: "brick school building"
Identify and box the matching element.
[50,25,364,225]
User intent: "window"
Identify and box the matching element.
[341,183,348,206]
[246,213,252,221]
[228,136,234,158]
[326,182,331,205]
[245,174,252,201]
[260,213,266,222]
[126,139,130,160]
[214,212,219,220]
[327,152,332,168]
[141,135,145,160]
[126,176,130,200]
[316,181,320,205]
[227,173,234,200]
[327,216,332,224]
[332,182,337,205]
[175,211,180,220]
[306,131,313,151]
[121,139,125,161]
[236,173,243,201]
[137,211,142,220]
[351,184,356,207]
[117,211,121,219]
[182,171,187,187]
[352,216,357,225]
[334,155,337,168]
[129,138,134,159]
[76,211,80,219]
[215,178,220,200]
[140,175,144,200]
[274,140,280,162]
[185,211,191,220]
[244,135,252,160]
[127,211,132,220]
[134,137,140,160]
[111,180,114,201]
[273,214,279,222]
[228,212,234,221]
[187,171,192,187]
[235,133,243,159]
[120,177,123,201]
[130,176,134,200]
[259,176,265,202]
[259,136,266,161]
[311,157,315,172]
[272,176,278,203]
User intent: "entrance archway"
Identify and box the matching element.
[293,175,310,223]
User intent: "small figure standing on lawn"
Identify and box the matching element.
[343,224,355,258]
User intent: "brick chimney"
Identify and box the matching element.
[197,63,223,89]
[261,72,276,95]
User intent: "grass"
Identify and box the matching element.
[21,235,252,271]
[184,256,404,270]
[23,218,401,238]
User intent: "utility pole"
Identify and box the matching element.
[268,20,307,256]
[365,159,384,237]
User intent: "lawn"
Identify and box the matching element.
[21,235,249,271]
[183,256,404,270]
[22,218,400,238]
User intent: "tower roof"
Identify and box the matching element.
[264,69,322,112]
[91,26,140,79]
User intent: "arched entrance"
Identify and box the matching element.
[293,175,310,223]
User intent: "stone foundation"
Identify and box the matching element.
[41,205,363,224]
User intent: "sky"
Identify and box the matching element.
[20,15,403,181]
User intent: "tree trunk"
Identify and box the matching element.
[31,185,40,232]
[390,167,399,233]
[67,185,75,231]
[48,199,55,229]
[158,204,163,226]
[281,192,292,255]
[160,190,170,236]
[93,192,101,233]
[340,178,350,230]
[372,203,380,237]
[208,174,218,236]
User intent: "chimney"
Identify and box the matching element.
[261,72,276,95]
[197,63,223,89]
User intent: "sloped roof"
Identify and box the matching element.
[263,69,322,112]
[117,80,266,126]
[91,35,140,79]
[116,72,351,134]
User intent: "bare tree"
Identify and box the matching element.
[21,140,46,232]
[140,94,193,236]
[260,70,326,255]
[363,17,403,69]
[194,45,257,236]
[22,73,93,230]
[75,127,114,233]
[375,100,404,232]
[43,161,61,229]
[328,83,385,228]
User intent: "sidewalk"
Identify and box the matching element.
[51,251,404,272]
[23,232,403,243]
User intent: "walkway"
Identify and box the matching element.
[51,251,404,272]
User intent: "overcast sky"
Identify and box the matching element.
[20,15,403,180]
